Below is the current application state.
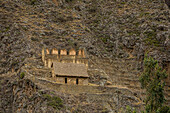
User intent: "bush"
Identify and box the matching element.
[31,37,39,41]
[30,0,37,5]
[157,106,170,113]
[20,72,25,79]
[139,55,167,113]
[65,0,73,2]
[43,94,63,110]
[126,105,137,113]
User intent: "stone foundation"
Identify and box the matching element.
[54,76,88,85]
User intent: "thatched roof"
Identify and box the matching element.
[53,62,89,78]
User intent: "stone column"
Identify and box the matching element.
[42,48,45,62]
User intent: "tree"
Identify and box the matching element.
[139,55,168,113]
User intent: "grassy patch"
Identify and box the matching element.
[100,37,107,43]
[20,72,25,79]
[143,31,160,46]
[65,0,73,2]
[31,37,39,41]
[128,30,140,36]
[144,31,157,38]
[99,35,110,43]
[144,38,160,47]
[4,27,10,32]
[139,12,150,17]
[30,0,37,5]
[0,27,10,33]
[134,22,140,27]
[120,2,126,5]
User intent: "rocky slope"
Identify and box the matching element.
[0,0,169,112]
[0,75,63,113]
[1,73,113,113]
[0,0,169,74]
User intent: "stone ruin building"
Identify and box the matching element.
[42,48,89,85]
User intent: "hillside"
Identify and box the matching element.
[0,0,169,112]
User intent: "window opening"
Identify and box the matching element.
[65,78,67,84]
[76,78,79,84]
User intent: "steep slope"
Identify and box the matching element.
[0,0,169,74]
[0,0,169,112]
[0,0,91,74]
[71,0,169,58]
[0,75,63,113]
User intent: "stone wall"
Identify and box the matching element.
[60,49,67,55]
[52,48,58,54]
[52,76,88,85]
[42,48,88,68]
[69,48,76,55]
[79,78,88,85]
[60,58,76,63]
[32,77,144,112]
[77,58,88,67]
[43,48,86,57]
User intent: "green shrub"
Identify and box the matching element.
[101,37,107,43]
[65,0,73,3]
[30,0,37,5]
[43,94,63,110]
[31,37,39,41]
[143,31,160,46]
[43,94,51,100]
[121,2,126,4]
[47,96,63,110]
[139,55,167,113]
[126,105,137,113]
[157,106,170,113]
[20,72,25,79]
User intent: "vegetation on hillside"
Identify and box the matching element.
[43,94,63,110]
[139,55,169,113]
